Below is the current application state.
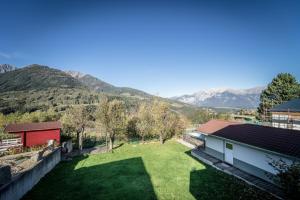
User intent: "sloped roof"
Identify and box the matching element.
[4,121,62,133]
[199,120,300,158]
[270,98,300,112]
[197,119,241,134]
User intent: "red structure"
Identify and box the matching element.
[4,121,61,147]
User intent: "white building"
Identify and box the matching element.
[196,120,300,183]
[269,98,300,130]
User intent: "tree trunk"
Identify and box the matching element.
[77,131,83,151]
[109,137,114,151]
[159,134,164,144]
[105,133,109,152]
[141,135,145,143]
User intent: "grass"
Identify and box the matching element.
[23,140,273,200]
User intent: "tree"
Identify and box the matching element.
[126,116,139,140]
[164,112,187,139]
[107,99,127,151]
[136,102,154,142]
[152,100,170,144]
[0,113,5,133]
[96,98,127,151]
[95,96,110,152]
[61,106,90,151]
[258,73,300,117]
[173,114,188,136]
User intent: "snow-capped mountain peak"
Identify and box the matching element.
[171,86,265,108]
[0,64,16,73]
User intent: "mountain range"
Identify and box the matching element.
[65,71,151,98]
[171,87,265,109]
[0,64,16,73]
[0,64,264,111]
[0,64,151,98]
[0,64,195,115]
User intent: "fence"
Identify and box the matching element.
[0,138,22,152]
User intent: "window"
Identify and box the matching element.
[272,122,279,127]
[226,143,233,150]
[272,114,289,120]
[279,123,287,128]
[293,124,300,130]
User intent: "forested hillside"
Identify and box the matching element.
[68,72,152,98]
[0,64,205,122]
[0,64,85,92]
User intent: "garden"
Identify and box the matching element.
[23,141,273,200]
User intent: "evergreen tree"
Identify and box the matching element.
[258,73,300,117]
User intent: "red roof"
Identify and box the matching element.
[198,120,300,158]
[197,119,241,134]
[4,121,62,133]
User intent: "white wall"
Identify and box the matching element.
[233,143,293,174]
[206,137,224,153]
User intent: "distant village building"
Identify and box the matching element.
[193,120,300,183]
[4,121,61,147]
[269,98,300,130]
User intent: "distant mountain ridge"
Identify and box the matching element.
[0,64,85,92]
[0,64,16,73]
[65,70,152,98]
[0,63,263,111]
[0,64,198,116]
[0,64,152,98]
[172,87,265,108]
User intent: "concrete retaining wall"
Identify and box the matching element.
[0,147,61,200]
[62,139,73,153]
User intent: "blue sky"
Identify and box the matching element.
[0,0,300,97]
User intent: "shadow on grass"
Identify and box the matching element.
[22,156,157,200]
[186,150,273,200]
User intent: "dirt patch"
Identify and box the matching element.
[0,148,54,176]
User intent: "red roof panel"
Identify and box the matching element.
[4,121,62,133]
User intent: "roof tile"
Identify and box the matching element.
[198,120,300,158]
[4,121,62,133]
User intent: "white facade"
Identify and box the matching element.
[206,136,294,175]
[272,114,288,120]
[233,142,292,174]
[293,123,300,130]
[206,136,224,153]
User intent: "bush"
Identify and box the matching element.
[60,134,73,143]
[83,136,105,148]
[269,159,300,199]
[0,133,19,140]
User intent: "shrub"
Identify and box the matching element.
[269,159,300,199]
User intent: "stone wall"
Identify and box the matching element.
[0,147,61,200]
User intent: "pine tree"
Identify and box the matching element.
[258,73,300,118]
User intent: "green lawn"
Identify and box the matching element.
[23,141,272,200]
